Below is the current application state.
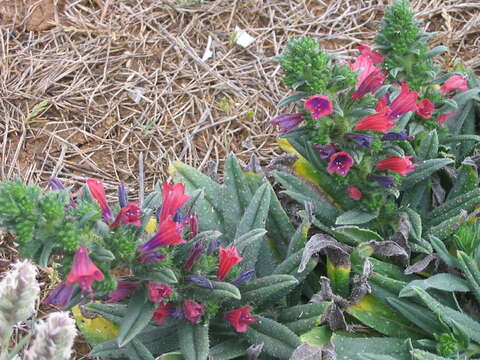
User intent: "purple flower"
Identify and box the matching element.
[48,177,66,190]
[327,152,354,177]
[231,269,255,286]
[184,242,205,270]
[370,175,395,188]
[271,113,304,133]
[352,68,385,101]
[381,130,414,141]
[344,133,374,147]
[138,251,166,264]
[186,275,214,289]
[313,144,336,159]
[44,282,74,308]
[304,95,334,120]
[105,281,138,303]
[118,184,128,208]
[207,236,221,255]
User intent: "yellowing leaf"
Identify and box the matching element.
[72,305,119,346]
[278,138,297,154]
[145,217,157,234]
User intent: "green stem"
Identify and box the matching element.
[0,328,13,360]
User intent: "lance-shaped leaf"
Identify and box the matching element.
[349,260,374,303]
[125,339,155,360]
[299,325,332,347]
[414,287,480,343]
[411,349,451,360]
[403,208,422,241]
[332,334,411,360]
[426,210,468,240]
[208,339,248,360]
[456,251,480,304]
[278,302,331,334]
[245,316,301,359]
[136,268,178,284]
[117,287,156,347]
[239,274,298,307]
[190,281,241,302]
[399,273,469,298]
[404,254,438,275]
[274,248,316,282]
[417,130,438,161]
[234,228,268,256]
[335,209,379,225]
[332,226,383,246]
[178,323,209,360]
[446,159,478,201]
[428,235,458,269]
[287,205,312,256]
[400,158,454,190]
[290,344,323,360]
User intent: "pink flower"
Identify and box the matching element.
[327,152,354,177]
[183,299,204,324]
[376,156,416,176]
[159,182,190,221]
[216,247,243,281]
[349,54,377,86]
[440,75,469,94]
[304,95,334,120]
[148,283,173,303]
[110,202,142,229]
[357,44,384,64]
[152,303,172,325]
[348,186,362,200]
[389,84,418,119]
[138,216,186,253]
[225,306,257,333]
[271,113,305,133]
[86,179,113,220]
[416,99,434,119]
[437,111,456,124]
[44,282,74,308]
[105,281,138,303]
[66,247,104,293]
[355,113,394,133]
[352,68,386,101]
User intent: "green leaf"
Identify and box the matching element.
[428,235,458,268]
[85,303,128,324]
[273,249,316,282]
[233,228,267,257]
[171,162,224,233]
[240,274,298,307]
[222,154,254,240]
[332,334,410,360]
[400,158,454,190]
[347,295,426,339]
[279,302,331,334]
[399,273,469,297]
[117,287,156,347]
[335,210,378,225]
[417,130,438,161]
[414,287,480,343]
[191,281,241,301]
[441,134,480,144]
[332,226,383,245]
[26,100,49,122]
[427,45,448,58]
[245,316,301,359]
[136,268,178,284]
[404,208,422,241]
[456,251,480,304]
[446,161,478,201]
[126,339,155,360]
[299,326,331,347]
[411,349,450,360]
[178,323,209,360]
[287,210,312,256]
[208,339,248,360]
[277,92,309,107]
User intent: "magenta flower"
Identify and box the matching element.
[66,247,104,293]
[437,111,456,124]
[440,75,469,94]
[271,113,305,133]
[313,144,336,159]
[185,214,199,239]
[159,182,190,222]
[86,179,113,220]
[357,44,384,64]
[183,299,204,324]
[327,152,354,177]
[225,306,257,333]
[304,95,334,120]
[183,242,205,270]
[110,202,142,229]
[352,68,385,101]
[354,98,394,133]
[152,303,173,325]
[216,247,243,281]
[376,156,416,176]
[138,217,185,253]
[138,251,166,264]
[44,282,74,308]
[389,84,418,119]
[350,54,377,86]
[348,186,362,200]
[105,281,138,303]
[416,99,434,119]
[148,283,173,303]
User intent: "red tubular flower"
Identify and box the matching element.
[271,113,305,133]
[216,247,243,281]
[348,186,362,200]
[183,299,204,324]
[357,44,384,64]
[148,283,173,303]
[416,99,434,119]
[440,75,469,94]
[389,84,418,119]
[152,303,172,325]
[304,95,334,120]
[110,202,142,229]
[376,156,416,176]
[355,98,394,133]
[86,179,113,220]
[437,111,456,124]
[349,54,377,86]
[66,247,104,293]
[159,182,190,222]
[327,152,354,177]
[105,281,138,303]
[138,216,185,253]
[352,68,386,101]
[225,306,257,333]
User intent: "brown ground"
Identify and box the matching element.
[0,0,479,358]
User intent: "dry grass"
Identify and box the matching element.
[0,0,479,358]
